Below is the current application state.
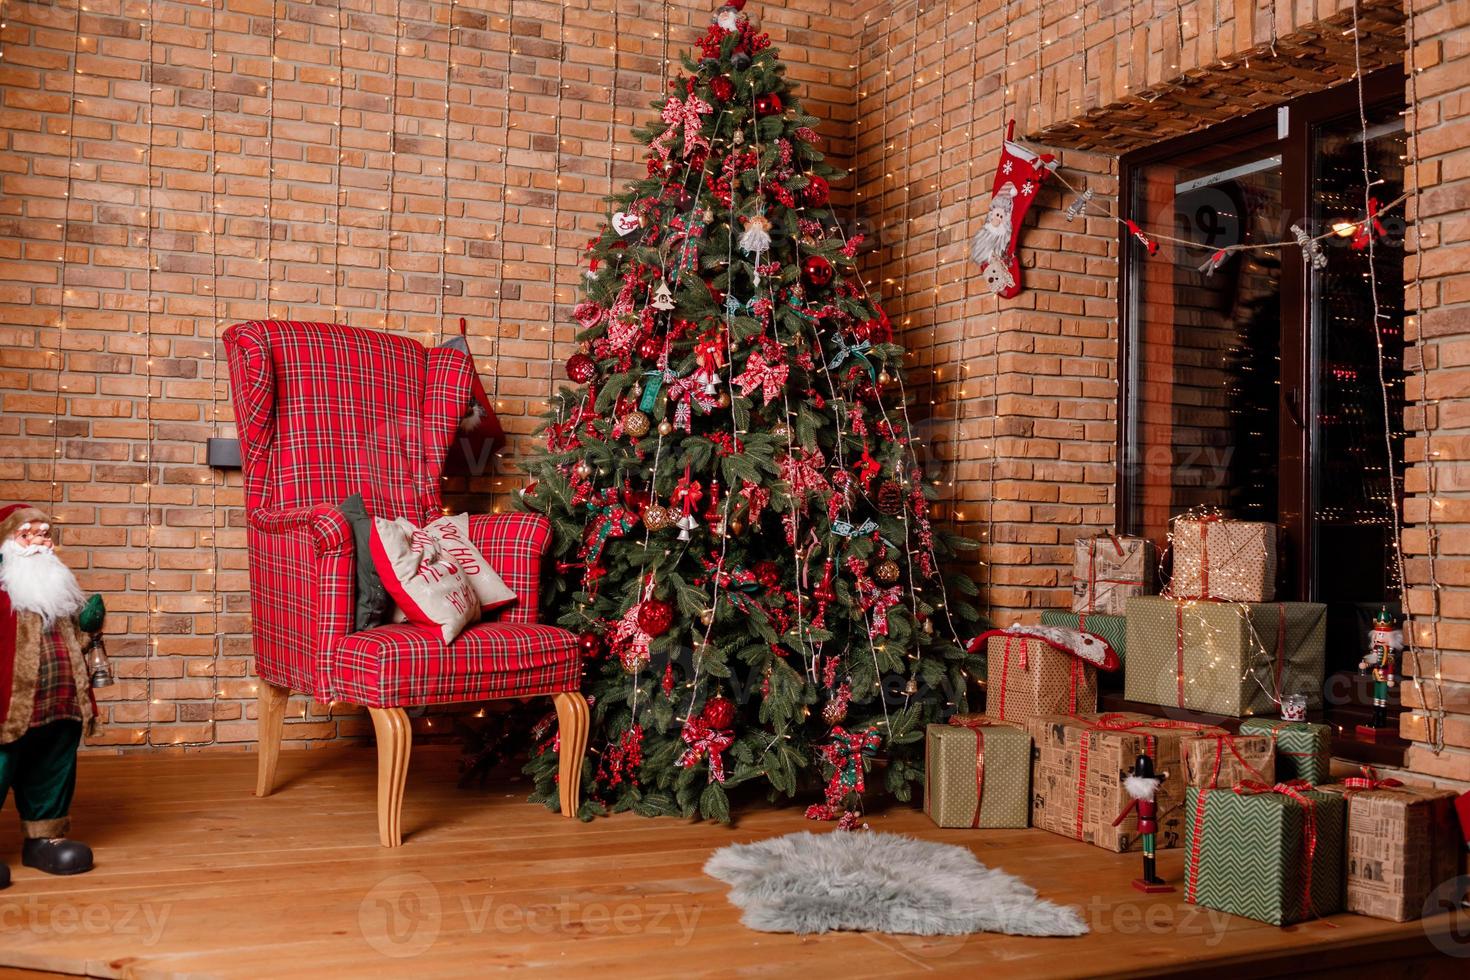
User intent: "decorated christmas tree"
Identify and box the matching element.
[520,0,983,825]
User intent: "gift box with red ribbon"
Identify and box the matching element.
[923,715,1031,829]
[1180,733,1275,789]
[1071,533,1155,617]
[976,626,1120,725]
[1318,771,1463,921]
[1239,718,1332,785]
[1039,610,1127,664]
[1184,781,1346,926]
[1124,597,1326,717]
[1171,517,1278,602]
[1028,711,1225,853]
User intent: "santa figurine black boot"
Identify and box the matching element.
[0,862,9,889]
[22,837,93,876]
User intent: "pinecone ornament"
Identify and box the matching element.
[877,480,904,516]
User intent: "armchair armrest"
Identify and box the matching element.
[468,513,553,625]
[249,504,353,558]
[245,504,356,697]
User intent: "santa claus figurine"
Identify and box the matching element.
[0,504,104,887]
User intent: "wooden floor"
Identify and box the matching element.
[0,747,1464,979]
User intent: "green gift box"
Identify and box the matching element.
[1040,610,1126,664]
[1184,784,1345,926]
[1124,597,1326,717]
[924,716,1031,829]
[1239,719,1332,785]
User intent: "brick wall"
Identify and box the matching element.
[0,0,856,751]
[852,0,1468,786]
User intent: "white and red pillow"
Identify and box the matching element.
[422,514,516,615]
[368,517,480,644]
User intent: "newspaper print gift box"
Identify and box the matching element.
[1071,534,1156,616]
[972,626,1121,724]
[1317,774,1463,922]
[1028,712,1225,853]
[1171,517,1278,602]
[923,716,1032,829]
[1179,733,1275,789]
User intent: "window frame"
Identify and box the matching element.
[1116,67,1405,602]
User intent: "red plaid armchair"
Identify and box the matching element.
[224,320,588,846]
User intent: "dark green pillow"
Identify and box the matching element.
[340,494,391,632]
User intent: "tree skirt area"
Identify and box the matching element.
[704,831,1089,938]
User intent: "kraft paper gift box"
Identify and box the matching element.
[923,716,1031,829]
[1238,719,1333,786]
[1179,733,1275,789]
[1183,783,1345,926]
[1171,517,1278,602]
[1039,610,1127,664]
[1028,712,1225,853]
[978,627,1119,724]
[1317,776,1463,922]
[1071,534,1156,616]
[1123,597,1327,717]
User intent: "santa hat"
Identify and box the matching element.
[0,504,48,545]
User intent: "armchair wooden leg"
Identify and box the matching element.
[368,707,412,847]
[255,682,289,798]
[552,692,590,818]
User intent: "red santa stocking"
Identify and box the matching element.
[971,120,1057,298]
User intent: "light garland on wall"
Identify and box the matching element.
[382,0,404,332]
[542,0,568,410]
[48,0,83,518]
[143,0,159,745]
[206,0,223,745]
[265,0,279,319]
[488,0,515,410]
[331,0,346,319]
[436,0,458,342]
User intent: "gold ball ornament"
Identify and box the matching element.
[657,418,675,437]
[699,607,715,626]
[717,391,731,408]
[771,421,791,439]
[726,518,745,537]
[644,504,674,531]
[573,460,593,478]
[623,411,651,438]
[903,677,920,696]
[878,370,893,386]
[874,559,901,584]
[821,699,847,725]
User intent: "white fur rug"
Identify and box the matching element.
[704,831,1088,937]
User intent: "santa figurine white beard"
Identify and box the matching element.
[0,539,85,630]
[970,187,1016,267]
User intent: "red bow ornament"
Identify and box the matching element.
[650,93,713,164]
[677,718,734,783]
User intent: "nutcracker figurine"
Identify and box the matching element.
[1356,608,1401,738]
[1113,753,1174,893]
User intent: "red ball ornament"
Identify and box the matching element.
[751,560,781,591]
[711,76,734,103]
[636,598,674,637]
[637,334,663,361]
[566,352,596,384]
[801,255,835,289]
[577,631,602,658]
[754,93,783,117]
[701,694,736,730]
[803,174,830,207]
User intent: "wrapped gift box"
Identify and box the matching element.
[1071,534,1156,616]
[1171,518,1277,602]
[1028,712,1225,853]
[924,715,1031,829]
[1239,719,1332,785]
[1318,777,1463,921]
[1124,597,1326,717]
[1040,610,1127,664]
[1180,733,1275,789]
[980,629,1116,723]
[1184,784,1345,925]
